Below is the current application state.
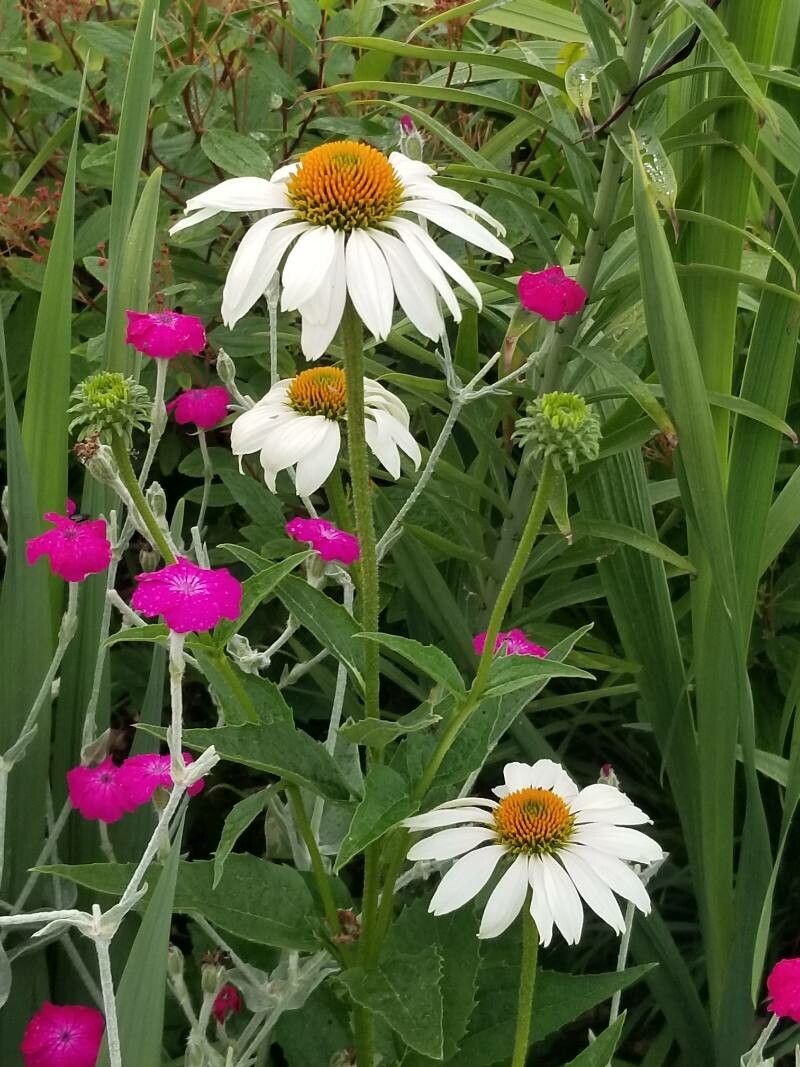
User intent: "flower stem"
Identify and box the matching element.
[286,785,342,938]
[197,429,212,535]
[511,906,539,1067]
[95,929,123,1067]
[110,433,176,564]
[168,631,187,784]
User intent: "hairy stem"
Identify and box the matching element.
[110,434,176,564]
[510,907,539,1067]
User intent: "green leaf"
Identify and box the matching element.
[358,634,465,695]
[335,765,418,872]
[213,789,270,889]
[572,519,695,574]
[339,946,444,1059]
[105,623,169,647]
[214,552,308,645]
[275,575,365,688]
[339,703,442,749]
[186,643,263,726]
[201,129,272,177]
[482,655,592,699]
[562,1015,626,1066]
[579,347,675,438]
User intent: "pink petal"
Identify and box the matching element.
[21,1002,105,1067]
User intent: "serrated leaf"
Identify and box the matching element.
[275,575,365,688]
[335,766,418,872]
[201,129,272,177]
[339,945,444,1059]
[213,789,269,889]
[482,655,592,699]
[339,703,442,749]
[358,633,465,695]
[214,552,308,645]
[562,1014,626,1065]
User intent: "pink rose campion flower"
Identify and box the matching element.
[473,628,548,658]
[212,983,243,1025]
[285,517,361,566]
[21,1003,105,1067]
[125,310,207,359]
[518,266,587,323]
[767,957,800,1022]
[26,501,112,583]
[66,758,138,823]
[117,751,205,806]
[131,557,243,633]
[167,385,230,431]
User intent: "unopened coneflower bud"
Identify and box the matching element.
[398,114,425,161]
[513,391,601,473]
[69,371,150,443]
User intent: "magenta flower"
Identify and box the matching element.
[767,957,800,1022]
[26,502,111,583]
[473,628,548,658]
[285,517,361,566]
[518,267,587,323]
[131,557,242,633]
[125,310,207,360]
[66,758,138,824]
[21,1002,105,1067]
[167,386,230,431]
[212,983,243,1025]
[117,752,205,806]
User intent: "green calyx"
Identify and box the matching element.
[69,371,151,442]
[513,391,601,473]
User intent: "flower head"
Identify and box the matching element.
[167,386,230,431]
[117,752,205,806]
[171,141,512,359]
[125,310,207,360]
[26,502,111,583]
[131,557,242,633]
[212,983,243,1025]
[69,372,150,442]
[67,758,137,824]
[767,958,800,1022]
[230,368,420,496]
[473,629,547,658]
[286,516,360,565]
[514,391,601,473]
[21,1002,105,1067]
[404,759,662,942]
[518,267,587,322]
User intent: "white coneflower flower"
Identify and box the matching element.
[230,366,420,496]
[404,759,663,942]
[170,140,512,359]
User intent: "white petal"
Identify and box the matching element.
[186,177,291,213]
[364,379,411,426]
[370,408,421,468]
[230,403,292,457]
[389,151,436,180]
[402,181,506,233]
[345,229,395,339]
[558,850,626,935]
[261,414,331,472]
[503,762,534,792]
[538,853,584,945]
[271,161,300,183]
[364,417,401,479]
[572,784,651,825]
[407,825,497,862]
[478,854,529,939]
[293,421,342,495]
[169,205,219,236]
[386,218,481,309]
[565,844,651,914]
[367,229,444,341]
[430,844,507,916]
[573,825,664,865]
[529,759,579,799]
[298,232,347,360]
[575,805,651,827]
[400,200,513,260]
[221,215,303,327]
[281,226,338,312]
[528,855,554,946]
[403,807,495,831]
[437,796,498,810]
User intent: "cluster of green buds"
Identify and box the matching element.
[513,391,601,473]
[69,371,150,443]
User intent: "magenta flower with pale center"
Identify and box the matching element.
[518,267,587,323]
[212,983,243,1025]
[26,500,111,583]
[21,1002,105,1067]
[67,758,138,823]
[767,957,800,1022]
[131,557,242,633]
[167,385,230,430]
[285,516,361,566]
[473,628,548,658]
[117,751,205,805]
[125,310,207,360]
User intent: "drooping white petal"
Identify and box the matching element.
[169,205,220,236]
[389,152,436,181]
[258,414,330,473]
[565,844,651,914]
[572,824,664,865]
[402,180,507,234]
[478,854,529,939]
[571,784,651,825]
[383,219,462,321]
[371,408,421,467]
[345,229,395,340]
[364,416,401,479]
[281,226,338,312]
[185,177,292,213]
[364,379,412,426]
[558,849,626,935]
[429,844,507,917]
[400,199,513,260]
[271,161,300,183]
[230,403,292,457]
[403,807,495,831]
[221,215,304,327]
[386,218,482,309]
[407,825,497,862]
[367,229,444,341]
[503,762,534,793]
[538,853,584,945]
[529,759,579,799]
[436,796,498,810]
[528,855,554,946]
[298,231,347,361]
[293,420,342,495]
[575,805,652,827]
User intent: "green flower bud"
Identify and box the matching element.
[215,349,237,390]
[146,480,167,520]
[167,944,184,979]
[513,391,601,473]
[201,960,226,997]
[69,372,150,442]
